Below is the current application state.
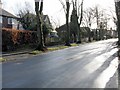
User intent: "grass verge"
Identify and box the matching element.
[29,43,79,55]
[48,46,68,51]
[29,50,42,55]
[0,57,7,62]
[71,43,79,46]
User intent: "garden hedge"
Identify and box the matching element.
[2,28,38,51]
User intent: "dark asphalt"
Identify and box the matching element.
[2,39,119,88]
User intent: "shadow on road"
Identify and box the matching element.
[74,52,117,88]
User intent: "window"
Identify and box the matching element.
[8,18,12,24]
[12,19,16,24]
[0,16,2,23]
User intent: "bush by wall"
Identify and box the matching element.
[2,28,38,51]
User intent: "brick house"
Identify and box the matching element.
[56,23,93,42]
[0,9,19,29]
[0,0,23,29]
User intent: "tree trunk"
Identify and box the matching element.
[65,1,71,46]
[88,29,91,42]
[95,29,97,40]
[76,25,81,43]
[43,35,46,45]
[73,33,77,43]
[77,0,84,44]
[35,1,46,51]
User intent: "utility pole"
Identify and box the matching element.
[115,1,120,88]
[115,0,120,46]
[115,0,120,70]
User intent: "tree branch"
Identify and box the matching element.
[59,0,66,14]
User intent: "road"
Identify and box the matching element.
[2,39,119,88]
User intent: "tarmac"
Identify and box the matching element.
[1,44,120,89]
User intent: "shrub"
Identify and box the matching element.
[2,28,38,51]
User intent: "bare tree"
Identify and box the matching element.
[18,10,36,30]
[90,6,103,28]
[35,0,46,51]
[50,16,60,29]
[70,0,78,43]
[100,10,111,39]
[89,6,107,40]
[109,9,118,28]
[59,0,71,46]
[17,2,36,30]
[83,8,95,27]
[83,7,95,42]
[71,0,84,43]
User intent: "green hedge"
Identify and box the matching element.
[2,28,38,51]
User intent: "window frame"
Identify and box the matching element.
[8,18,12,25]
[0,16,2,23]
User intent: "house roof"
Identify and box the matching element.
[56,23,70,32]
[0,9,18,18]
[43,15,48,21]
[56,23,91,33]
[43,15,51,24]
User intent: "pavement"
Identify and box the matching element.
[1,45,64,61]
[1,39,120,88]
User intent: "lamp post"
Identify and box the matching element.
[34,0,45,50]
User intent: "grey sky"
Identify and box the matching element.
[1,0,116,29]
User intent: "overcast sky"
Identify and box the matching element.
[1,0,116,29]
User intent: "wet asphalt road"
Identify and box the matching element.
[2,39,119,88]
